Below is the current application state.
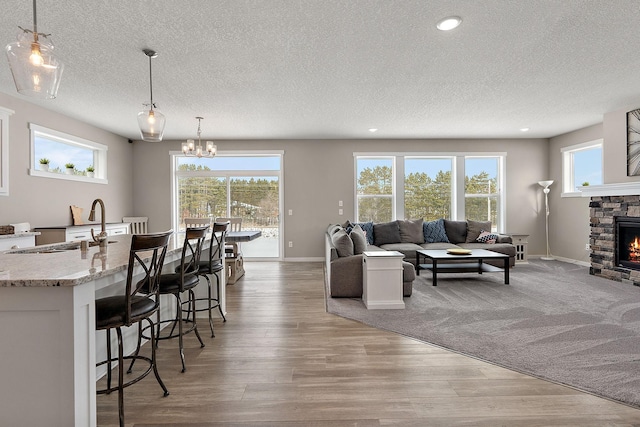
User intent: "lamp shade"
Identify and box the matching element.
[137,107,166,142]
[5,31,64,99]
[538,180,554,189]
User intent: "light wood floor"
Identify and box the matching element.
[97,262,640,426]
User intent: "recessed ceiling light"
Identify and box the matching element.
[520,127,530,132]
[368,128,378,133]
[436,16,462,31]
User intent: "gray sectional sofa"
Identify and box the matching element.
[325,218,516,298]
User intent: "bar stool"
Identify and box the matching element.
[185,221,229,336]
[154,225,208,372]
[95,230,173,427]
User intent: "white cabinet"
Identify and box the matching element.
[362,251,405,309]
[0,233,38,250]
[507,233,529,264]
[35,224,130,245]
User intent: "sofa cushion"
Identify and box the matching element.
[466,220,492,243]
[423,218,449,243]
[443,219,467,244]
[349,224,367,254]
[398,219,424,244]
[373,221,401,246]
[331,228,354,257]
[419,242,460,250]
[457,242,516,257]
[379,242,423,261]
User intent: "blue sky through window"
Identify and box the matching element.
[177,156,280,170]
[574,147,602,187]
[35,137,94,170]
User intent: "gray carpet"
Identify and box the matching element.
[326,259,640,408]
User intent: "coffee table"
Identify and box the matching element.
[416,249,510,286]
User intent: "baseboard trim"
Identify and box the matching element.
[529,255,590,267]
[283,257,324,262]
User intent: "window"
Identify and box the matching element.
[404,157,452,221]
[561,140,603,196]
[465,157,502,231]
[172,152,282,259]
[356,157,394,222]
[355,153,506,231]
[29,124,108,183]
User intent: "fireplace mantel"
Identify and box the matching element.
[579,182,640,197]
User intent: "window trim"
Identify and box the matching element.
[28,123,108,184]
[0,106,14,196]
[354,155,396,222]
[561,139,603,198]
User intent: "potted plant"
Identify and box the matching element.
[65,163,75,174]
[86,165,95,178]
[39,158,50,172]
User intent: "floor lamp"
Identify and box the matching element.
[538,180,554,260]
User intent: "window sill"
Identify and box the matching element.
[561,191,583,198]
[29,168,108,184]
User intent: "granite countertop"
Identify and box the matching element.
[0,232,40,240]
[0,233,190,288]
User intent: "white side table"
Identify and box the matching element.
[507,233,529,264]
[362,251,405,309]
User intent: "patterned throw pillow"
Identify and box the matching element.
[476,230,498,244]
[355,221,374,245]
[423,219,450,243]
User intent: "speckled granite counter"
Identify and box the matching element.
[0,233,184,287]
[0,232,223,427]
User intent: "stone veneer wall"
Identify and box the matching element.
[590,195,640,286]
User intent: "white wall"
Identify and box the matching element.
[0,93,133,229]
[133,137,548,259]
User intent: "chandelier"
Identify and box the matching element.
[137,49,166,142]
[5,0,64,99]
[182,117,217,158]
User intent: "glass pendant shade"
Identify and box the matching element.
[138,49,165,142]
[138,107,165,142]
[5,28,64,99]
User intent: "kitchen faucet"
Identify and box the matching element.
[88,198,108,246]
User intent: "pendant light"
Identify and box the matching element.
[182,117,217,158]
[5,0,64,99]
[137,49,166,142]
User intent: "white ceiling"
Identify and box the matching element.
[1,0,640,141]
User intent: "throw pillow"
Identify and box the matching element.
[476,230,498,244]
[423,218,450,243]
[331,228,354,257]
[466,220,492,243]
[349,224,367,254]
[355,221,375,245]
[373,221,401,246]
[398,218,425,244]
[443,219,467,244]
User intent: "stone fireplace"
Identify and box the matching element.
[589,195,640,286]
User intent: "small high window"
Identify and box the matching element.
[29,124,108,183]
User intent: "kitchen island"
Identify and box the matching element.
[0,232,223,427]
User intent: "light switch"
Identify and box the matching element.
[288,209,293,215]
[338,200,343,206]
[339,209,343,215]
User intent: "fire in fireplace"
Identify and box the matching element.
[615,217,640,270]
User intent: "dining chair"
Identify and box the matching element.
[123,216,148,234]
[215,217,242,257]
[95,230,172,427]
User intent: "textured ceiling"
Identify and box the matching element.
[1,0,640,141]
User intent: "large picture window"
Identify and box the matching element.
[355,153,505,231]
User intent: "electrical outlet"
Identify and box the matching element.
[585,243,590,250]
[288,241,293,248]
[338,200,343,206]
[288,209,293,215]
[339,208,343,215]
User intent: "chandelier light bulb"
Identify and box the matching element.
[182,117,216,158]
[29,42,43,65]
